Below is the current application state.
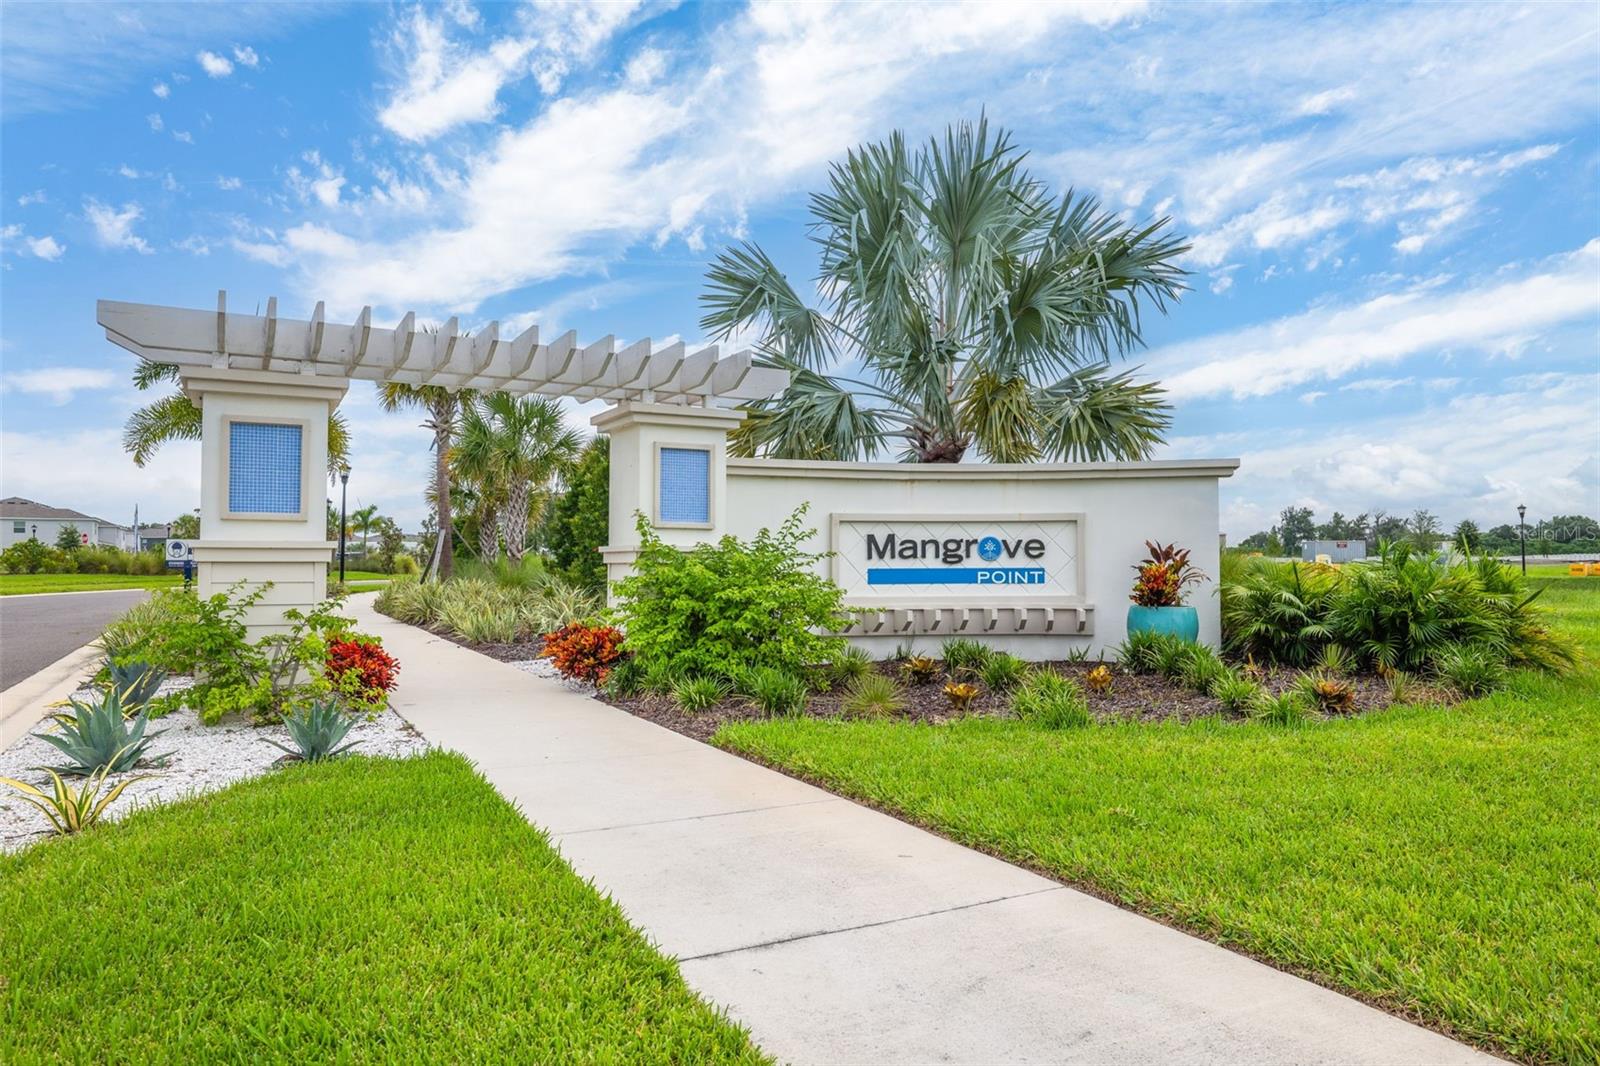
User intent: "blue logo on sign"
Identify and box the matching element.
[977,536,1002,561]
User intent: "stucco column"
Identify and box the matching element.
[591,401,745,600]
[181,366,348,638]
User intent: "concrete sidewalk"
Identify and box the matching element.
[354,598,1496,1065]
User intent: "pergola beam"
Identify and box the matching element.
[97,294,788,405]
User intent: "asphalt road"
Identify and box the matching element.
[0,589,150,691]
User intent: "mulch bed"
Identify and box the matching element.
[396,613,1449,744]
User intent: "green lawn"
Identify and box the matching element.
[716,574,1600,1064]
[0,752,764,1064]
[0,570,395,595]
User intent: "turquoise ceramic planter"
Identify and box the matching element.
[1127,605,1199,643]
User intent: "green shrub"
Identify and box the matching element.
[1151,636,1197,681]
[36,689,165,775]
[1251,690,1309,726]
[1114,629,1166,674]
[672,675,729,713]
[263,701,360,763]
[548,435,610,592]
[0,539,67,574]
[840,673,905,719]
[1210,671,1261,713]
[612,506,848,679]
[1178,645,1228,693]
[1221,559,1338,666]
[828,646,874,686]
[1011,670,1091,729]
[1315,643,1354,676]
[1432,643,1508,697]
[601,657,645,698]
[939,638,991,679]
[642,659,682,695]
[980,652,1027,692]
[740,667,808,717]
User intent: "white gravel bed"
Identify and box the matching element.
[0,677,429,853]
[508,657,597,694]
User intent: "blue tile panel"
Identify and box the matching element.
[659,447,710,524]
[228,421,303,514]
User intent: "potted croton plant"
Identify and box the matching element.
[1127,540,1205,642]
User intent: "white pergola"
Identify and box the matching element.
[96,291,788,404]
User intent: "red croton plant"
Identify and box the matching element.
[1129,540,1206,607]
[541,622,625,684]
[325,638,400,705]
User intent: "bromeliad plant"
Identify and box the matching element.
[1130,541,1205,607]
[35,689,165,775]
[1,761,148,837]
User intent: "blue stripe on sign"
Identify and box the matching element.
[867,567,1048,585]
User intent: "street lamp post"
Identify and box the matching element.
[338,470,350,584]
[1517,504,1527,575]
[29,524,37,541]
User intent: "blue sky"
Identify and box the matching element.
[2,0,1597,538]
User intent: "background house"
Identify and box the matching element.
[0,497,133,550]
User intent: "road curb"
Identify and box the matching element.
[0,640,102,749]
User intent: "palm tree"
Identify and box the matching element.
[378,375,472,582]
[349,504,380,563]
[699,117,1188,463]
[453,393,582,564]
[123,362,351,472]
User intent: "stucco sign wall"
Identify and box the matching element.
[831,513,1083,601]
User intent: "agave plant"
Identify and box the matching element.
[263,701,361,763]
[35,689,165,775]
[104,659,168,715]
[1,762,149,836]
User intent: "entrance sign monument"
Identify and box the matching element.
[98,292,1237,654]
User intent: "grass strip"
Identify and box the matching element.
[715,576,1600,1064]
[1,750,764,1064]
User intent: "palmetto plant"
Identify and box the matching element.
[454,393,583,564]
[700,117,1188,463]
[123,361,350,472]
[379,377,471,582]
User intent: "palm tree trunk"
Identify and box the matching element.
[478,507,499,562]
[431,415,454,582]
[501,481,530,563]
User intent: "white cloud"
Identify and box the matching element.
[377,7,535,141]
[232,44,259,68]
[197,50,234,78]
[117,164,140,178]
[1181,376,1600,535]
[217,175,243,190]
[297,0,1154,312]
[146,112,163,132]
[1147,240,1600,401]
[83,198,153,254]
[16,190,46,206]
[287,150,346,207]
[152,81,170,99]
[1,368,117,404]
[0,429,200,520]
[172,130,194,145]
[624,47,667,88]
[25,234,65,261]
[1294,85,1357,117]
[1339,376,1414,392]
